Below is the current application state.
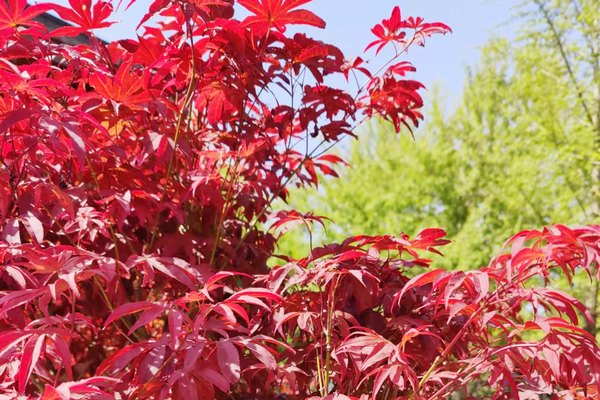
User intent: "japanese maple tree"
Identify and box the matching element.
[0,0,598,399]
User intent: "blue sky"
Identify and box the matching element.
[294,1,520,101]
[54,0,520,102]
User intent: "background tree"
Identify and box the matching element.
[279,0,600,332]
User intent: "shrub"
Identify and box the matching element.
[0,0,598,398]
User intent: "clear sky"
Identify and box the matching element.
[308,1,521,101]
[53,0,521,102]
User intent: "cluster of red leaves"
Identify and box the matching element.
[0,0,598,399]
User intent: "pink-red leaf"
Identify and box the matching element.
[216,340,240,383]
[104,301,159,328]
[395,268,447,304]
[238,0,326,33]
[49,0,114,36]
[17,334,45,393]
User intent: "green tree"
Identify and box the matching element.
[279,0,600,332]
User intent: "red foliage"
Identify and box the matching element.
[0,1,598,399]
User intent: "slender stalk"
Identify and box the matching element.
[148,15,198,251]
[209,158,241,266]
[316,348,325,396]
[413,302,487,397]
[323,277,336,395]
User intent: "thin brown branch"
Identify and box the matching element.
[533,0,595,126]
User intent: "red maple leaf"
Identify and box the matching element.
[49,0,114,37]
[0,0,52,33]
[88,60,153,110]
[238,0,325,34]
[366,6,451,54]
